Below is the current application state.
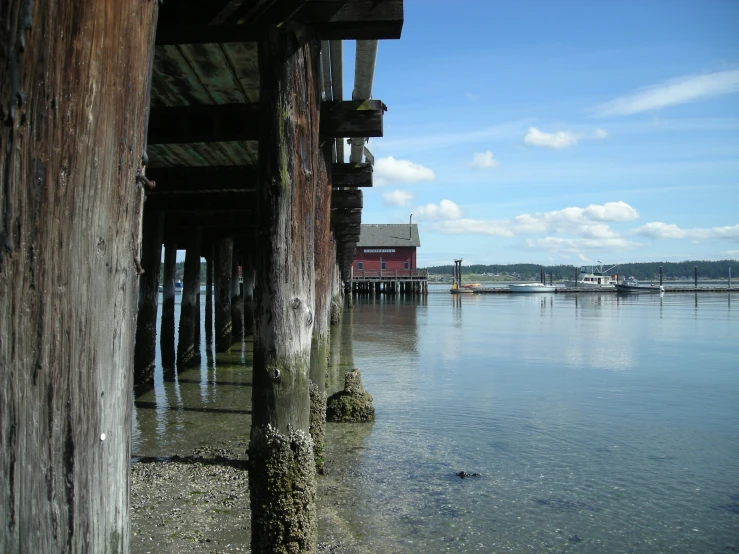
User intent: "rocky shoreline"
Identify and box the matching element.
[131,434,373,554]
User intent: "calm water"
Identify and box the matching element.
[133,286,739,553]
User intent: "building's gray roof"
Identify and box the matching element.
[357,224,420,247]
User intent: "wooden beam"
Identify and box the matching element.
[320,100,384,138]
[155,0,404,45]
[331,188,362,210]
[334,224,361,236]
[146,165,258,193]
[146,191,255,213]
[330,208,362,226]
[147,101,383,144]
[331,163,372,187]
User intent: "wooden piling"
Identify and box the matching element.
[231,247,244,341]
[309,144,333,472]
[243,250,255,334]
[0,1,158,551]
[134,210,164,384]
[177,228,203,368]
[214,237,233,352]
[249,28,320,554]
[205,246,213,346]
[161,244,177,368]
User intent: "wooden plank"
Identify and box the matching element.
[148,101,383,144]
[156,0,404,44]
[146,165,258,193]
[331,188,362,210]
[0,1,158,552]
[320,100,384,138]
[331,163,372,187]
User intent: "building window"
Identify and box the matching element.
[381,261,386,270]
[404,261,409,270]
[357,262,363,270]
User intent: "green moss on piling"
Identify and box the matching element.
[248,424,317,554]
[326,369,375,423]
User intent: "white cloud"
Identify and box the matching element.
[429,201,639,240]
[633,222,739,241]
[526,237,640,251]
[523,127,607,149]
[374,156,436,186]
[594,69,739,117]
[382,189,414,207]
[470,150,500,169]
[415,200,463,221]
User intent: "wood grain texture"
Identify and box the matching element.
[0,0,158,551]
[250,28,321,553]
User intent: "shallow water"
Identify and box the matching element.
[133,287,739,553]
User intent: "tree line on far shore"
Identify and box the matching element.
[424,260,737,281]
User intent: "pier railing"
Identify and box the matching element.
[352,269,428,280]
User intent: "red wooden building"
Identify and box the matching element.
[353,224,420,272]
[351,224,427,293]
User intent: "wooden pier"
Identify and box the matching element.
[1,2,405,553]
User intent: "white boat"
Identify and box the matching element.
[508,283,556,293]
[567,261,618,289]
[614,277,664,294]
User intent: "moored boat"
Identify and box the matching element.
[566,261,618,289]
[614,277,664,294]
[508,283,556,293]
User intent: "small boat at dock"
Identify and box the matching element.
[566,261,618,289]
[508,283,556,293]
[614,277,664,294]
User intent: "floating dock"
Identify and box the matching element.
[469,286,736,294]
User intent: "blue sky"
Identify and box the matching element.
[343,0,739,267]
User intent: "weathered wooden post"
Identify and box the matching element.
[694,266,698,288]
[0,1,158,551]
[134,210,164,384]
[161,243,178,368]
[214,237,233,351]
[660,266,663,286]
[177,228,203,368]
[205,245,214,347]
[231,246,244,341]
[249,28,320,553]
[243,250,255,334]
[309,146,332,473]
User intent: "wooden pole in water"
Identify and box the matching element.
[249,27,320,553]
[134,210,164,385]
[205,246,214,347]
[231,246,244,341]
[660,266,663,286]
[214,237,233,352]
[243,248,255,334]
[309,143,332,473]
[161,244,178,368]
[0,0,158,551]
[695,266,698,288]
[177,227,203,368]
